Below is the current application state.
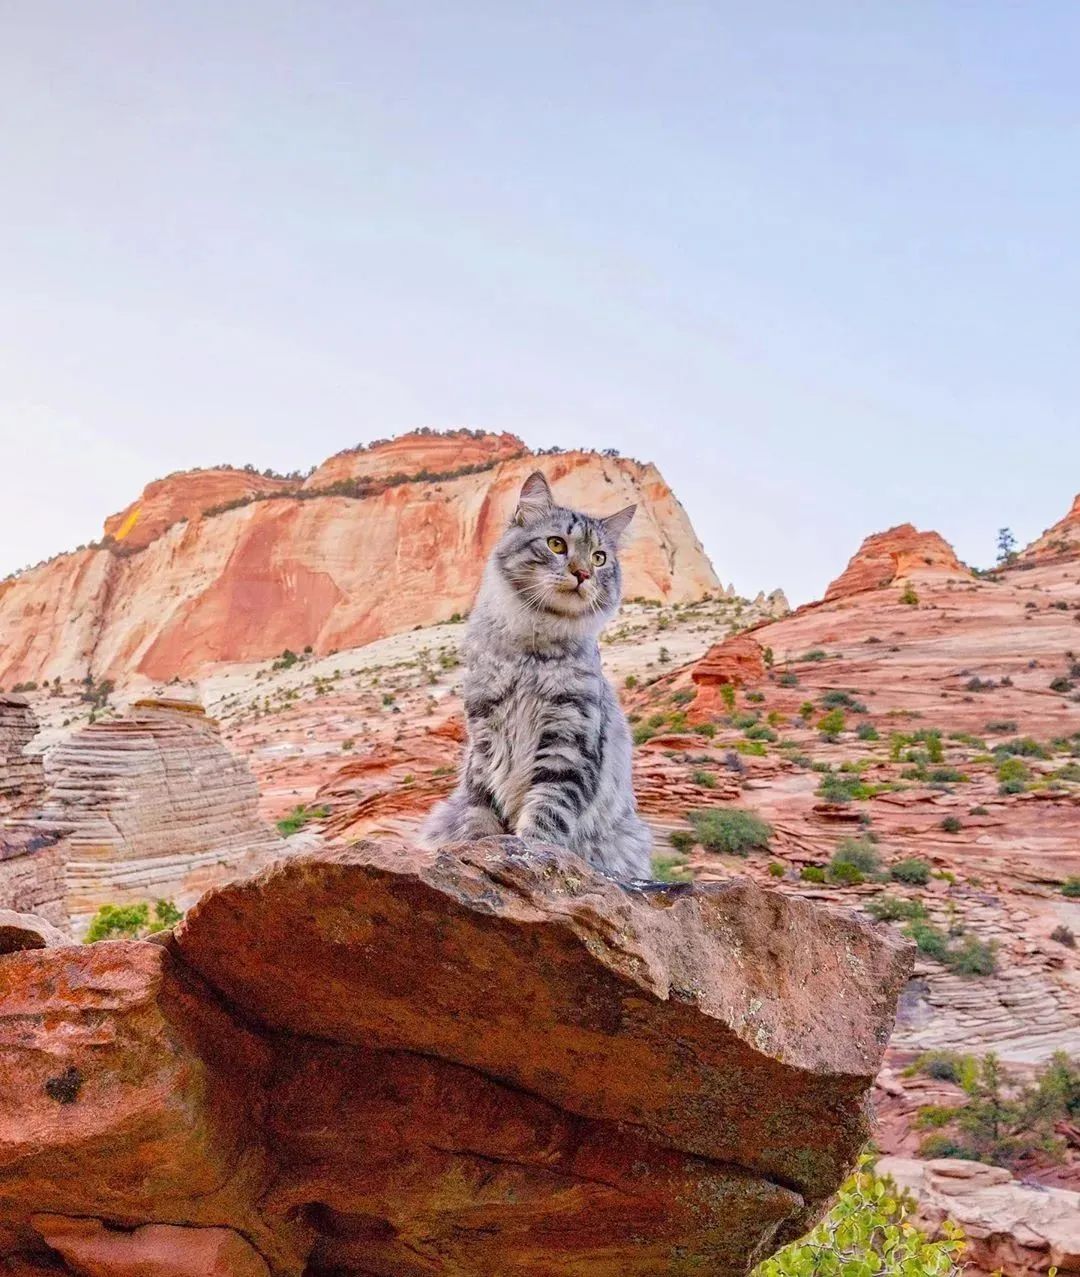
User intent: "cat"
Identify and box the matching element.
[421,470,652,879]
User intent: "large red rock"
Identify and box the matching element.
[0,839,910,1276]
[824,524,970,601]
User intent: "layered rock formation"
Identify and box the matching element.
[0,694,44,817]
[1019,491,1080,565]
[0,431,720,686]
[878,1158,1080,1276]
[0,696,65,926]
[824,523,971,601]
[39,699,285,931]
[0,838,910,1276]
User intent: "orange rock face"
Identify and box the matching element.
[0,433,719,686]
[103,469,294,552]
[0,839,909,1277]
[1019,491,1080,564]
[689,635,768,715]
[304,427,526,488]
[824,523,970,601]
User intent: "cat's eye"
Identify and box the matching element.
[592,550,607,566]
[547,536,567,554]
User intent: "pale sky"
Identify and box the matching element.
[2,2,1079,603]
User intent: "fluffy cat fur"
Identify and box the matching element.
[421,470,652,879]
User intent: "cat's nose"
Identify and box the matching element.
[570,566,590,585]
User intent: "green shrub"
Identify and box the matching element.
[900,582,919,605]
[651,854,692,883]
[997,756,1030,794]
[865,894,927,923]
[753,1159,964,1277]
[800,865,826,883]
[1061,877,1080,898]
[85,899,183,943]
[669,829,696,853]
[624,674,638,689]
[688,808,773,855]
[818,708,846,739]
[940,816,962,833]
[820,690,868,713]
[778,672,799,687]
[817,772,878,803]
[984,719,1019,734]
[744,722,777,742]
[827,860,865,885]
[276,804,331,836]
[949,934,998,976]
[746,690,766,703]
[690,770,717,788]
[856,722,879,741]
[907,919,952,962]
[831,836,881,877]
[891,858,931,885]
[720,684,736,711]
[801,649,827,662]
[994,737,1050,759]
[767,861,785,878]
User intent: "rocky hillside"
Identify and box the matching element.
[0,431,720,687]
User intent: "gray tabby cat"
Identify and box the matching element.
[421,471,652,879]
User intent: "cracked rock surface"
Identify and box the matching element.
[0,838,910,1276]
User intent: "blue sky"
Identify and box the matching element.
[2,3,1078,603]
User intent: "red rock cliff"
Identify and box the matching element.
[0,432,720,686]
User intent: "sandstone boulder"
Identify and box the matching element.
[0,910,68,955]
[40,699,286,933]
[0,838,910,1277]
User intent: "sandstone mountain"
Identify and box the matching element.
[0,431,720,687]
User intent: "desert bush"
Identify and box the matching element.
[891,858,931,885]
[831,836,881,877]
[800,865,826,883]
[668,829,696,853]
[85,899,183,943]
[689,808,772,855]
[767,861,785,878]
[856,722,879,741]
[821,690,868,713]
[1061,877,1080,898]
[899,582,920,606]
[753,1159,964,1277]
[801,648,827,662]
[651,854,692,883]
[818,708,846,740]
[940,816,962,833]
[865,894,927,923]
[276,804,331,836]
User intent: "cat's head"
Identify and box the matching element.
[488,471,636,632]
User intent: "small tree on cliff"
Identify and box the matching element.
[996,527,1018,565]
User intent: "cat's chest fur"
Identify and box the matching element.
[463,644,603,825]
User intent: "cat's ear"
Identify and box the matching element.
[513,471,554,525]
[601,503,636,542]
